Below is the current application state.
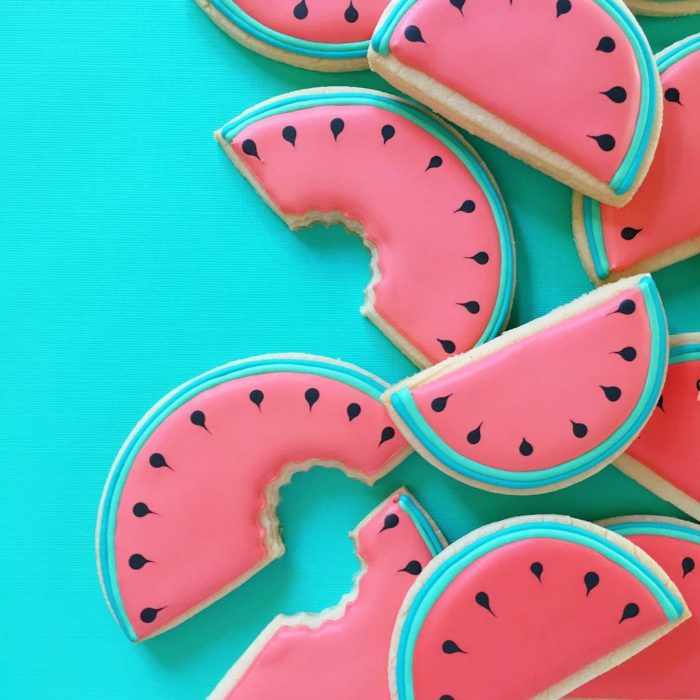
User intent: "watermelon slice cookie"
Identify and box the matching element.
[614,333,700,520]
[573,516,700,699]
[217,88,515,368]
[209,489,446,700]
[574,34,700,283]
[623,0,700,16]
[369,0,661,206]
[385,274,668,494]
[96,354,412,641]
[390,515,689,700]
[195,0,391,71]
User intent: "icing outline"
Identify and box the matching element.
[371,0,657,196]
[398,493,443,557]
[394,520,686,700]
[580,33,700,280]
[389,276,667,489]
[98,356,394,641]
[607,520,700,545]
[221,90,515,351]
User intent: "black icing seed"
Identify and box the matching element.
[610,299,636,316]
[696,379,700,393]
[249,389,264,410]
[344,1,359,23]
[380,513,400,532]
[132,502,154,518]
[455,199,476,214]
[293,0,308,19]
[589,134,616,152]
[602,86,627,103]
[465,251,489,265]
[440,696,456,700]
[556,0,572,16]
[531,562,544,581]
[241,139,260,159]
[426,155,443,171]
[519,438,534,457]
[382,124,396,144]
[438,338,457,354]
[475,591,495,616]
[282,125,297,147]
[442,640,467,654]
[431,395,451,412]
[467,423,482,445]
[450,0,466,14]
[305,388,320,410]
[400,560,423,575]
[347,402,362,421]
[140,607,163,624]
[149,453,171,470]
[404,25,426,43]
[601,385,622,402]
[682,557,695,578]
[584,571,600,595]
[621,227,642,241]
[657,395,665,412]
[620,602,640,623]
[459,300,480,314]
[571,420,589,438]
[379,426,396,445]
[615,346,637,362]
[597,36,616,53]
[665,87,682,105]
[330,118,345,141]
[190,410,208,431]
[128,554,151,570]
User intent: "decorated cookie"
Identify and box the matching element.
[384,274,668,494]
[614,334,700,520]
[390,515,689,700]
[195,0,391,71]
[217,88,515,368]
[623,0,700,16]
[97,354,411,641]
[574,34,700,283]
[369,0,661,206]
[573,516,700,699]
[209,489,445,700]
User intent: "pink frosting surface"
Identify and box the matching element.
[219,493,436,699]
[233,0,389,44]
[626,357,700,504]
[597,47,700,275]
[411,287,652,471]
[575,530,700,698]
[113,370,408,639]
[411,538,669,700]
[388,0,642,183]
[232,104,507,365]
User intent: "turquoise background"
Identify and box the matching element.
[1,2,698,697]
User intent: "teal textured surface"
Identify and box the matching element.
[0,2,698,698]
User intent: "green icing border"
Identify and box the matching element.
[395,521,685,700]
[581,33,700,280]
[208,0,370,60]
[99,357,389,640]
[371,0,657,196]
[222,90,515,349]
[390,276,667,490]
[669,342,700,364]
[608,520,700,544]
[398,494,444,557]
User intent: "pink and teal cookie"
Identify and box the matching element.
[369,0,661,206]
[615,333,700,520]
[574,34,700,283]
[390,515,689,700]
[385,274,668,494]
[217,88,515,368]
[574,516,700,699]
[209,489,445,700]
[96,354,411,641]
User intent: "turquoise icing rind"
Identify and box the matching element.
[372,0,657,196]
[608,520,700,544]
[208,0,370,60]
[581,33,700,281]
[390,276,667,489]
[99,357,391,640]
[222,91,515,349]
[398,494,443,557]
[669,342,700,364]
[395,521,685,700]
